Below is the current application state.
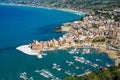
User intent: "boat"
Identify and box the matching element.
[65,70,73,76]
[82,48,90,54]
[106,63,111,67]
[51,77,61,80]
[20,72,33,80]
[74,56,100,69]
[74,56,85,63]
[52,63,61,71]
[96,59,102,62]
[66,60,74,66]
[35,69,53,78]
[68,48,79,54]
[41,52,47,56]
[37,53,42,58]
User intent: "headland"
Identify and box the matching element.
[1,1,119,66]
[16,7,120,66]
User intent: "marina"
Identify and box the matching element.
[68,48,79,54]
[66,60,88,72]
[0,4,116,80]
[20,72,33,80]
[35,69,61,80]
[74,56,101,69]
[52,63,75,76]
[82,48,90,54]
[18,49,114,80]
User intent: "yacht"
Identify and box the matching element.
[82,48,90,54]
[35,69,53,78]
[66,60,74,66]
[68,48,79,54]
[41,52,47,56]
[51,77,61,80]
[37,53,42,58]
[52,63,61,71]
[74,56,85,63]
[106,63,111,67]
[96,59,102,62]
[20,72,33,80]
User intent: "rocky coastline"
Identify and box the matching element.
[10,2,120,66]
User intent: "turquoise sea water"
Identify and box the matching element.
[0,5,114,80]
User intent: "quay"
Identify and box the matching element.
[52,63,75,76]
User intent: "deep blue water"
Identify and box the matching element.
[0,5,114,80]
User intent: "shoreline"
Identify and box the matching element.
[1,3,119,66]
[98,48,120,66]
[0,3,84,16]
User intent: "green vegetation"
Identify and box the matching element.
[64,65,120,80]
[77,17,84,21]
[92,37,106,42]
[64,77,78,80]
[117,51,120,56]
[55,26,62,32]
[93,24,98,28]
[114,16,120,21]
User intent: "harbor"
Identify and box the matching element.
[18,48,114,80]
[35,69,61,80]
[73,56,101,69]
[0,1,119,79]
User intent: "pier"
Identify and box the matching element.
[65,60,91,77]
[66,60,88,72]
[19,72,33,80]
[35,69,61,80]
[52,63,75,76]
[73,56,101,69]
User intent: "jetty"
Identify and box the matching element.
[73,56,101,69]
[65,60,91,77]
[68,48,79,54]
[35,69,61,80]
[20,72,33,80]
[66,60,88,72]
[52,63,75,76]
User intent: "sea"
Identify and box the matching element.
[0,5,114,80]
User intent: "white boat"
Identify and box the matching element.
[37,53,42,58]
[96,59,102,62]
[66,60,74,65]
[68,48,79,54]
[20,72,33,80]
[41,52,47,56]
[106,63,111,67]
[52,63,61,71]
[74,56,85,63]
[52,77,61,80]
[82,48,90,54]
[35,69,53,78]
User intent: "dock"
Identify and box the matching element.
[73,56,101,69]
[52,63,75,76]
[35,69,61,80]
[19,72,33,80]
[66,60,88,72]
